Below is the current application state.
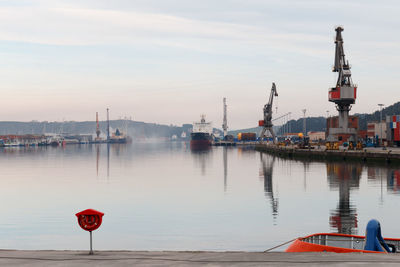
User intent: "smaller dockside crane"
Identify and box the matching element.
[259,82,278,143]
[222,98,228,139]
[95,112,101,140]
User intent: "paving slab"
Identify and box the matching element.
[1,250,400,266]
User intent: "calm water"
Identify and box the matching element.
[0,142,399,251]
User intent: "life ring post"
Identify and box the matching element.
[75,209,104,255]
[89,231,93,255]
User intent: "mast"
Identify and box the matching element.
[222,98,228,138]
[106,108,110,141]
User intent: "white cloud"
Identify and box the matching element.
[0,5,330,58]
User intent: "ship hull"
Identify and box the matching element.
[190,139,211,150]
[190,132,211,150]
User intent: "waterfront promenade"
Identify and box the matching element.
[1,250,400,266]
[256,144,400,164]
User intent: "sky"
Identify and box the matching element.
[0,0,399,129]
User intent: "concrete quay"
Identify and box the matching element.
[2,250,400,266]
[255,144,400,164]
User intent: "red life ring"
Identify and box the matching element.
[77,214,102,231]
[76,209,104,232]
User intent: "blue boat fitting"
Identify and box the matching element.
[364,219,393,252]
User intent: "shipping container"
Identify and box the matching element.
[237,132,257,141]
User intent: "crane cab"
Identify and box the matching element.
[329,86,357,105]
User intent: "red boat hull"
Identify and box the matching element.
[286,233,400,253]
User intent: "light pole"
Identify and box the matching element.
[302,109,307,136]
[326,110,330,128]
[378,104,384,147]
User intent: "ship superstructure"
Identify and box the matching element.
[190,115,212,150]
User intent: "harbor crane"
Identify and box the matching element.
[95,112,101,140]
[328,27,357,140]
[222,98,228,138]
[259,82,278,143]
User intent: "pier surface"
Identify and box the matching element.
[256,144,400,164]
[1,250,400,266]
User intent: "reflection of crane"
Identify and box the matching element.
[327,163,361,235]
[223,147,228,192]
[96,112,101,140]
[260,153,278,221]
[259,83,278,143]
[222,98,228,138]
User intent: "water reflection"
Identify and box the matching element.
[303,161,309,191]
[191,149,212,176]
[327,163,361,234]
[260,154,278,222]
[96,144,100,176]
[107,143,110,177]
[387,169,400,194]
[223,147,227,192]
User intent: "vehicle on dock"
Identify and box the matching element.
[190,115,212,150]
[286,219,399,253]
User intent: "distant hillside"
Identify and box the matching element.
[0,120,223,139]
[0,120,191,139]
[277,117,326,134]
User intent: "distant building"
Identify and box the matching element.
[308,131,325,142]
[367,122,386,140]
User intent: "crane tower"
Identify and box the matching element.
[259,82,278,143]
[327,27,357,141]
[96,112,101,139]
[222,98,228,138]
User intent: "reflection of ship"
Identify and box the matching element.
[190,115,212,150]
[191,149,211,176]
[327,163,361,235]
[260,153,278,221]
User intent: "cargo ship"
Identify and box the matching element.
[109,128,130,144]
[190,115,212,150]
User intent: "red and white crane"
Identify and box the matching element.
[328,27,357,140]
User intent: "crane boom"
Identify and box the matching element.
[259,82,278,143]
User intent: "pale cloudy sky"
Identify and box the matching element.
[0,0,399,129]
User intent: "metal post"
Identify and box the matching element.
[107,108,110,142]
[89,231,93,255]
[378,104,384,147]
[302,109,307,136]
[326,110,329,137]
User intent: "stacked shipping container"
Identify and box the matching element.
[386,115,400,144]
